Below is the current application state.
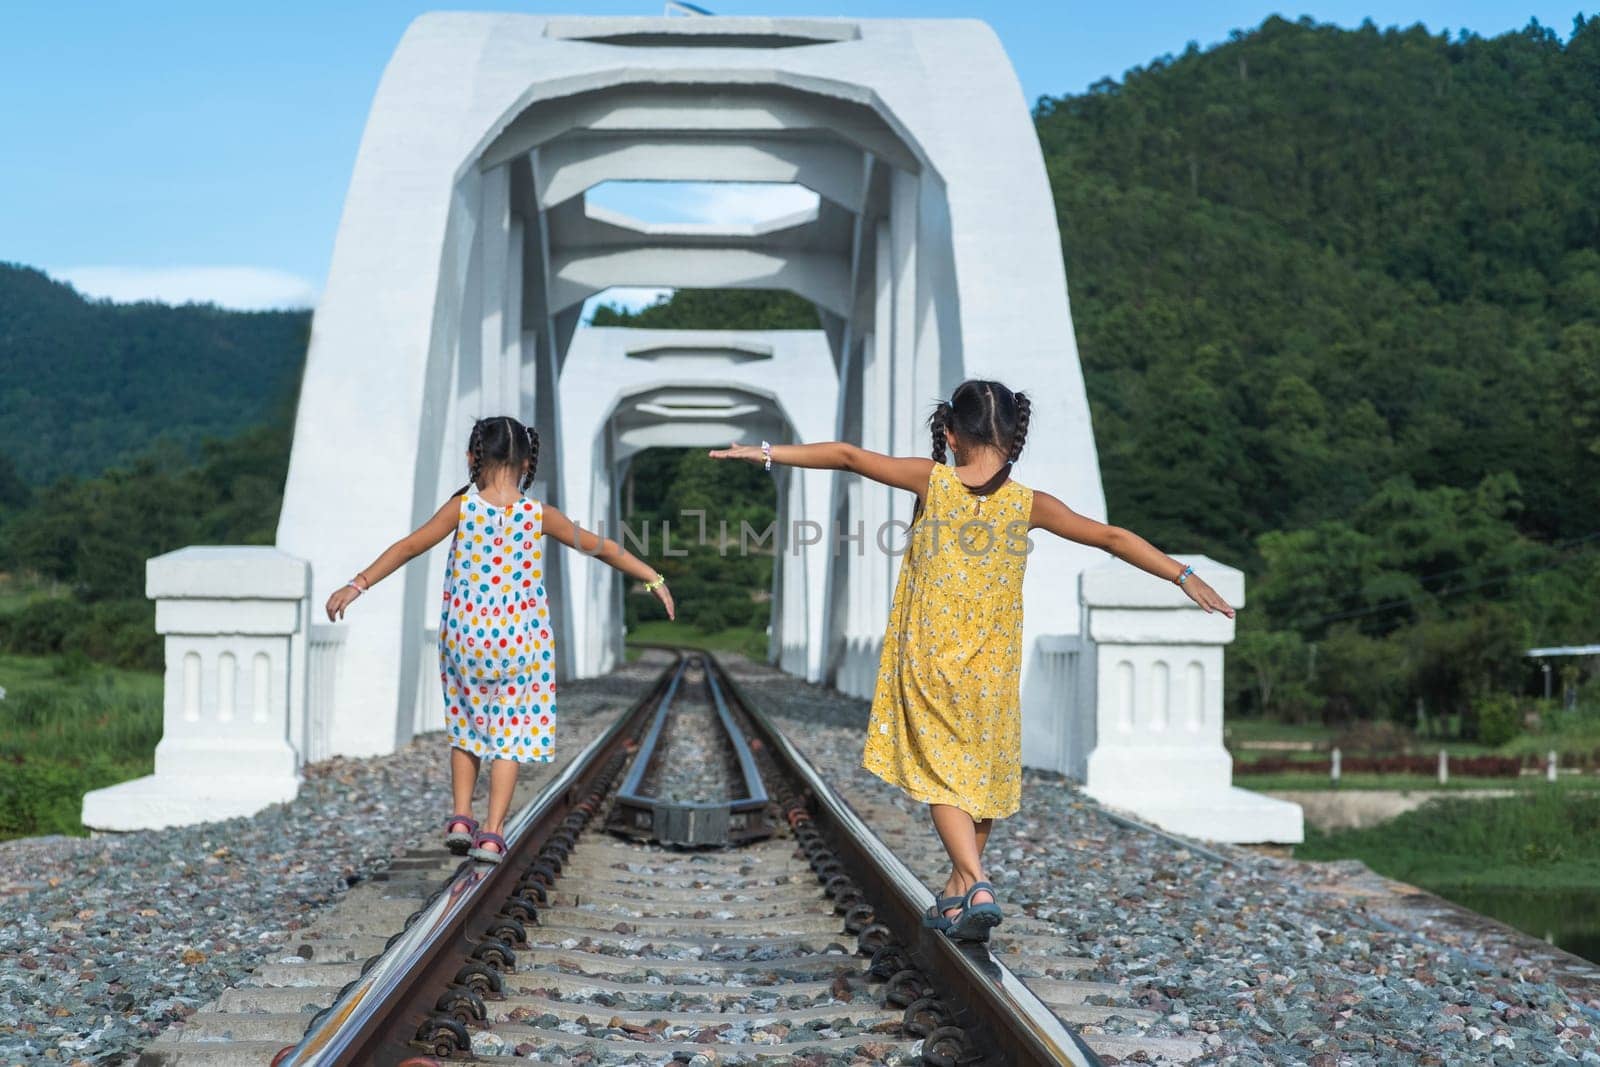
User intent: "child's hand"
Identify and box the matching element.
[325,584,362,622]
[652,580,676,621]
[1182,575,1235,619]
[708,443,765,465]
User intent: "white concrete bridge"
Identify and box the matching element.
[83,13,1300,846]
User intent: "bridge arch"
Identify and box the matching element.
[276,13,1106,776]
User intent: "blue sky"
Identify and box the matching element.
[0,2,1585,309]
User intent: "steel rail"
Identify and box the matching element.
[707,653,1106,1067]
[610,652,770,845]
[274,653,685,1066]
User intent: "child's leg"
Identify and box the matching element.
[930,803,996,915]
[974,817,994,865]
[450,748,481,817]
[482,758,520,839]
[934,811,997,903]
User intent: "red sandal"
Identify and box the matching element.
[468,830,507,865]
[443,814,478,856]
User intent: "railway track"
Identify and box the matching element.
[140,649,1166,1066]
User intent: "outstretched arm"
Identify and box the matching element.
[1030,492,1235,617]
[709,441,935,498]
[542,504,675,620]
[325,495,462,620]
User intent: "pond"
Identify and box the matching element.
[1443,886,1600,965]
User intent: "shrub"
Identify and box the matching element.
[0,597,159,671]
[70,600,160,671]
[1315,627,1409,722]
[0,597,86,655]
[0,759,96,838]
[1476,691,1523,747]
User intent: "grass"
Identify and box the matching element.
[0,652,163,840]
[1226,719,1340,745]
[0,574,67,614]
[1243,771,1600,792]
[626,620,768,660]
[1227,719,1500,762]
[1296,785,1600,891]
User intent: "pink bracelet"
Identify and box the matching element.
[345,581,365,596]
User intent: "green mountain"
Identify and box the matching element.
[0,264,309,487]
[1038,14,1600,563]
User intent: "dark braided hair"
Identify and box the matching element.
[453,415,540,497]
[929,401,953,464]
[521,424,540,492]
[1008,391,1032,462]
[926,380,1031,465]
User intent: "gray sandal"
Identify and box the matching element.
[948,881,1003,942]
[922,895,965,932]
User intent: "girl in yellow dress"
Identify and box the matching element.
[712,380,1234,941]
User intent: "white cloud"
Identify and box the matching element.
[682,182,818,225]
[585,181,820,227]
[52,265,319,311]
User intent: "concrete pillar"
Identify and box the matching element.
[82,547,310,831]
[1079,556,1302,844]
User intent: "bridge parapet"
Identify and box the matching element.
[1079,557,1303,844]
[81,546,310,831]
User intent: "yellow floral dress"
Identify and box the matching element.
[862,463,1033,819]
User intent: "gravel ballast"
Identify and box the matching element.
[9,648,1600,1066]
[0,654,669,1065]
[720,654,1600,1067]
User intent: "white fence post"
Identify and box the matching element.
[82,546,310,831]
[1079,555,1303,843]
[307,623,349,764]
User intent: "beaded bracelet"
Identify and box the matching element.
[643,575,667,593]
[1174,564,1194,586]
[760,440,772,471]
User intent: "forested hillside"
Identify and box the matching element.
[0,264,308,485]
[1035,15,1600,725]
[1040,14,1599,558]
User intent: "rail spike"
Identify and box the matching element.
[903,994,951,1036]
[435,985,487,1025]
[453,959,504,997]
[471,936,516,973]
[922,1025,978,1067]
[413,1015,470,1057]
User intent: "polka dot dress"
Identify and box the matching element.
[439,488,556,763]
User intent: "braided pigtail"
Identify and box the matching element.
[929,402,952,464]
[1009,391,1032,462]
[467,419,485,489]
[521,426,541,491]
[449,419,486,498]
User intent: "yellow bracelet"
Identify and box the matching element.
[643,575,666,592]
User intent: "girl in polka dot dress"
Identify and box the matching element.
[325,416,675,863]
